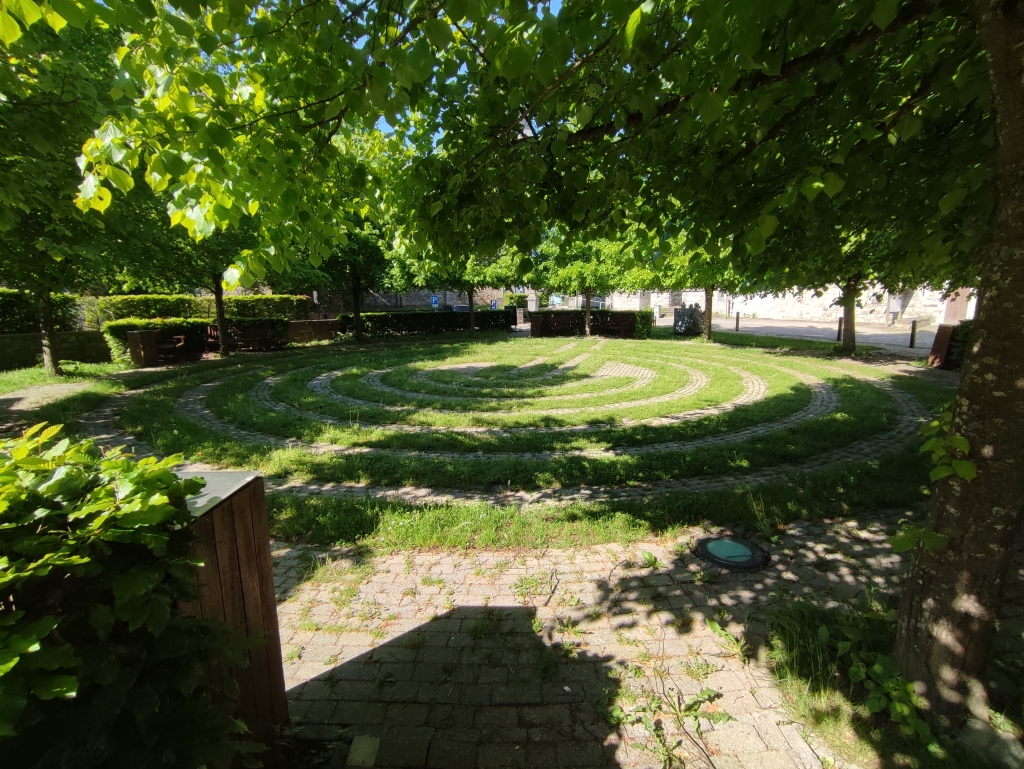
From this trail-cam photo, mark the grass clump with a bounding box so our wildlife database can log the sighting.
[765,597,999,769]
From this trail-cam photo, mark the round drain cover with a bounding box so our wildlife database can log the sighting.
[694,536,769,572]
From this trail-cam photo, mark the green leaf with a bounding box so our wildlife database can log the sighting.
[112,566,161,604]
[950,459,977,481]
[887,530,920,553]
[800,175,825,201]
[422,17,454,49]
[624,5,643,50]
[920,529,949,551]
[822,172,845,198]
[698,91,725,123]
[746,229,765,255]
[104,167,135,193]
[871,0,898,30]
[32,674,78,700]
[929,464,956,482]
[938,188,968,215]
[577,104,593,126]
[0,10,23,46]
[757,215,779,238]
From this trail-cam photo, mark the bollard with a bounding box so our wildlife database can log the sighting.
[909,319,918,349]
[734,312,740,332]
[837,317,844,342]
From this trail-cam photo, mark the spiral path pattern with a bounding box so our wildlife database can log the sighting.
[78,338,930,509]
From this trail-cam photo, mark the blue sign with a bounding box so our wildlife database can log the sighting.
[431,295,438,308]
[490,299,497,310]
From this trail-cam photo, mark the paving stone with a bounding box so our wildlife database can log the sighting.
[477,743,529,768]
[330,701,386,726]
[427,740,477,769]
[373,727,433,768]
[386,703,430,727]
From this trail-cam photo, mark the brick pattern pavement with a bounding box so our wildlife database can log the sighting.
[274,518,913,768]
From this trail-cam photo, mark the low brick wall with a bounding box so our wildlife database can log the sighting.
[1,331,112,371]
[289,319,340,344]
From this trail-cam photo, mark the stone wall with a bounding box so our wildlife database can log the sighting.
[2,331,112,371]
[606,291,651,311]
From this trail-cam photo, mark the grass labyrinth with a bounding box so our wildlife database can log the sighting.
[118,335,951,549]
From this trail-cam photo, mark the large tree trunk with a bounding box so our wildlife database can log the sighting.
[468,286,475,331]
[352,270,363,341]
[37,290,62,377]
[212,272,230,357]
[702,286,714,341]
[584,287,592,337]
[894,0,1024,732]
[839,275,860,354]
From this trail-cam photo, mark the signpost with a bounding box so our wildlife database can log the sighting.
[490,299,497,310]
[431,295,438,310]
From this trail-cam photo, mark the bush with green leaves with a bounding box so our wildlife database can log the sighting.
[218,294,310,320]
[766,598,933,744]
[0,290,80,334]
[338,308,516,336]
[0,424,253,768]
[98,295,203,321]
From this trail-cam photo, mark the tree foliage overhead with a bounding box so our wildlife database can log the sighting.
[5,0,979,298]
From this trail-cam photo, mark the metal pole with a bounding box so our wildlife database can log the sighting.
[909,319,918,349]
[837,317,844,342]
[734,311,740,332]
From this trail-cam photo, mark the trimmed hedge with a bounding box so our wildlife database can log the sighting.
[98,294,201,321]
[0,288,79,333]
[219,294,309,320]
[338,308,517,336]
[102,318,212,365]
[529,309,653,339]
[0,426,252,766]
[99,294,310,321]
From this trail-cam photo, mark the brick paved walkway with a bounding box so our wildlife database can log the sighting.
[274,517,912,768]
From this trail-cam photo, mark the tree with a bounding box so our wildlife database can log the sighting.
[9,0,1019,732]
[0,24,191,373]
[530,238,628,336]
[320,225,389,341]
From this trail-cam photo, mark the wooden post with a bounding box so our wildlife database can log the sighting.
[177,472,288,747]
[909,319,918,348]
[734,311,740,332]
[837,317,844,342]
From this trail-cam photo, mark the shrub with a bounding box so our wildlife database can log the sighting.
[99,294,310,322]
[221,295,310,320]
[946,319,975,370]
[529,310,651,338]
[634,309,654,339]
[505,293,530,309]
[98,295,203,321]
[0,424,252,767]
[101,318,212,366]
[0,289,80,333]
[338,308,517,336]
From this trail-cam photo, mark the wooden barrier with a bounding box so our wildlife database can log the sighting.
[176,471,288,746]
[928,324,956,369]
